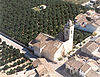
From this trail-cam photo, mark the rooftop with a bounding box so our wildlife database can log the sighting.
[66,58,83,70]
[32,58,57,77]
[86,69,100,77]
[82,36,100,54]
[75,10,100,28]
[29,33,63,60]
[29,33,56,48]
[80,63,91,73]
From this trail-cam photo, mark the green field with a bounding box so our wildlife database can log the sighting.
[74,29,91,45]
[0,0,91,45]
[0,40,33,75]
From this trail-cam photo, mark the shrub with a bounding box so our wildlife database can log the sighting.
[76,47,79,49]
[83,41,86,44]
[79,43,82,46]
[16,66,23,72]
[17,60,21,65]
[21,59,26,63]
[2,41,6,46]
[58,57,63,61]
[26,65,33,70]
[63,55,66,58]
[12,62,18,67]
[0,69,2,72]
[22,64,26,68]
[2,65,10,70]
[92,32,97,36]
[71,49,75,52]
[8,69,15,75]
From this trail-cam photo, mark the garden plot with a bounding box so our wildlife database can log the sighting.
[0,39,33,75]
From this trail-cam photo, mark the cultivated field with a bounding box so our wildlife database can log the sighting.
[0,0,90,45]
[0,39,33,75]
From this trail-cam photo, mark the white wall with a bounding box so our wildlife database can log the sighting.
[54,44,64,61]
[79,67,91,77]
[79,70,85,77]
[63,40,72,55]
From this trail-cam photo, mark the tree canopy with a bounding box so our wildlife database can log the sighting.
[0,0,91,45]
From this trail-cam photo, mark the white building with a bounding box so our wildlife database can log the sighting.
[29,20,74,62]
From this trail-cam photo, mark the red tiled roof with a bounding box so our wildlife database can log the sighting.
[32,58,57,77]
[66,58,83,70]
[75,10,100,28]
[80,63,91,73]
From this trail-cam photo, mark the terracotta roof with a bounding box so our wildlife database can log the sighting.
[66,58,83,70]
[80,63,91,73]
[32,58,57,77]
[29,33,55,48]
[82,36,100,54]
[75,10,100,28]
[95,36,100,44]
[87,42,99,52]
[86,69,100,77]
[36,64,48,76]
[29,33,63,61]
[82,41,99,53]
[82,42,93,48]
[75,14,91,27]
[32,58,47,67]
[88,59,99,67]
[92,19,100,28]
[42,40,63,59]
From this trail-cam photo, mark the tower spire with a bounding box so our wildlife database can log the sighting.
[64,20,74,41]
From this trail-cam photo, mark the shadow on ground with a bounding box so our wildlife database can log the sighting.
[22,48,38,60]
[56,64,72,77]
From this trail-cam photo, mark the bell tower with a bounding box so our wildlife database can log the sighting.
[64,20,74,41]
[64,20,74,51]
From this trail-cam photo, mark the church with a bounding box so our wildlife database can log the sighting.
[28,20,74,62]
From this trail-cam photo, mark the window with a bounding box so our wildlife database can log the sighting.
[71,30,72,34]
